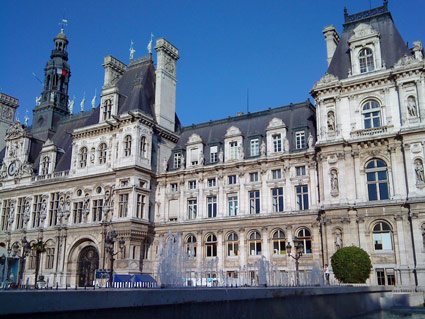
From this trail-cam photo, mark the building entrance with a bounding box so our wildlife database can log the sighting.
[77,246,99,287]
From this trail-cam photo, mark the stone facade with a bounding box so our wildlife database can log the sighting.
[0,2,424,289]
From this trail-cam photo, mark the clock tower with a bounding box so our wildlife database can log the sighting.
[32,28,71,140]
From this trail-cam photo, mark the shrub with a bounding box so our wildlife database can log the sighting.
[331,246,372,283]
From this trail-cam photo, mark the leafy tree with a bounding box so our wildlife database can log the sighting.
[331,246,372,283]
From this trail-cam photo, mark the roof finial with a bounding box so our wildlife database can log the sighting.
[91,89,97,109]
[129,40,136,60]
[147,33,154,54]
[383,0,388,9]
[59,18,68,34]
[80,92,86,112]
[24,110,29,126]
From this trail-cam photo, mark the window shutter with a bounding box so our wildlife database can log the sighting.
[168,200,179,218]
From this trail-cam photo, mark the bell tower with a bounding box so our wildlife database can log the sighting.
[32,28,71,140]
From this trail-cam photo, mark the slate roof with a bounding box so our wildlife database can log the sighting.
[327,7,410,80]
[169,100,316,168]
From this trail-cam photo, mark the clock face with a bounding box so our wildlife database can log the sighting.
[8,161,16,176]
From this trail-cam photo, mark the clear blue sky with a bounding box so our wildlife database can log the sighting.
[1,0,424,127]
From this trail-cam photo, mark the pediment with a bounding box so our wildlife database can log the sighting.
[350,24,379,42]
[267,118,286,130]
[5,122,27,140]
[187,133,203,145]
[225,126,242,138]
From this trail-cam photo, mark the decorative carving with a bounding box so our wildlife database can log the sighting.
[266,118,286,130]
[39,194,49,223]
[308,133,314,150]
[350,23,379,41]
[224,126,242,138]
[5,122,27,140]
[330,169,339,196]
[314,73,339,88]
[407,96,418,118]
[187,133,202,145]
[327,111,336,131]
[7,199,16,227]
[23,197,32,226]
[415,159,424,184]
[218,149,224,163]
[260,141,266,157]
[394,54,417,68]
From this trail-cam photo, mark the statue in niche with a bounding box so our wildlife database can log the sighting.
[335,232,342,249]
[83,193,90,216]
[260,141,266,157]
[327,111,336,131]
[407,96,418,118]
[308,133,314,149]
[331,169,339,192]
[218,149,224,163]
[415,159,424,183]
[23,198,31,225]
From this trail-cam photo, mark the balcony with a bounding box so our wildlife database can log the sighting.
[350,126,389,138]
[32,170,69,182]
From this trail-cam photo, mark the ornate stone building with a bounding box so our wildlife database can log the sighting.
[0,2,424,289]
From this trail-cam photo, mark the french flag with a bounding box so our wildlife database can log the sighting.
[56,68,67,76]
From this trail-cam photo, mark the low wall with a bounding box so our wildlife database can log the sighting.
[0,286,421,319]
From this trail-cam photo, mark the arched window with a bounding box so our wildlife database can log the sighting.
[272,229,286,255]
[366,159,389,201]
[79,147,87,168]
[249,231,262,256]
[296,228,312,254]
[140,136,147,158]
[103,99,112,120]
[359,48,374,73]
[227,232,239,257]
[41,156,50,175]
[205,234,217,257]
[362,100,381,129]
[124,135,132,156]
[373,221,393,250]
[98,143,107,164]
[185,234,197,257]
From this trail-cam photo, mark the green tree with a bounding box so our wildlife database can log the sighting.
[331,246,372,283]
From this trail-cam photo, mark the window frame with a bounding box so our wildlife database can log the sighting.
[359,48,375,73]
[362,100,382,129]
[296,185,309,210]
[249,190,260,215]
[366,159,389,201]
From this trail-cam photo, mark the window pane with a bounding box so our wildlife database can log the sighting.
[303,194,309,210]
[367,172,376,182]
[382,233,392,250]
[368,184,378,201]
[377,171,387,181]
[364,118,371,129]
[379,183,389,200]
[373,234,383,250]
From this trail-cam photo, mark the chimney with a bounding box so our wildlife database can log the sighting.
[102,56,127,87]
[155,38,179,132]
[323,25,340,66]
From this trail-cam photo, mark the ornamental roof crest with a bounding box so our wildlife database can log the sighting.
[187,133,202,145]
[394,54,419,68]
[225,126,242,138]
[313,73,339,89]
[349,23,379,42]
[266,118,286,130]
[5,122,27,140]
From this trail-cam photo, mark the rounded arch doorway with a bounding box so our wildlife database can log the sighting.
[77,246,99,287]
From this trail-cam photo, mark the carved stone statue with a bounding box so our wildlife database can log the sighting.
[8,200,16,227]
[180,155,186,169]
[218,149,224,163]
[68,96,75,113]
[162,158,168,172]
[40,195,48,223]
[36,96,41,106]
[23,198,32,225]
[327,111,336,131]
[335,233,342,249]
[260,141,266,157]
[199,149,204,165]
[331,169,339,192]
[415,159,424,183]
[239,147,244,160]
[407,96,418,118]
[83,193,90,216]
[283,137,289,153]
[308,133,314,149]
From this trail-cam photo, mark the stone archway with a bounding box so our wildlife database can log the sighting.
[77,246,99,287]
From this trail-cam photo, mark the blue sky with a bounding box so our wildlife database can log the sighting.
[1,0,424,127]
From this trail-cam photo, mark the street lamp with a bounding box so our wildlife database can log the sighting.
[105,231,125,287]
[286,237,304,286]
[32,238,47,289]
[16,237,32,288]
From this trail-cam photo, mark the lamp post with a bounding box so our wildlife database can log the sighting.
[16,237,32,287]
[286,237,304,286]
[105,230,125,288]
[32,238,47,289]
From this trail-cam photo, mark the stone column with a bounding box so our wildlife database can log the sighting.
[394,214,412,286]
[261,227,270,260]
[217,230,224,272]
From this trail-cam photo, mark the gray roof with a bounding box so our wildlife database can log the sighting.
[169,100,316,169]
[327,9,410,80]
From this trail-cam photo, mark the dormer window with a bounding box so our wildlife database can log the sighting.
[250,138,259,156]
[272,134,282,152]
[103,99,112,120]
[362,100,381,129]
[41,156,50,175]
[79,147,87,168]
[173,153,182,169]
[359,48,374,73]
[210,146,218,163]
[190,148,199,166]
[229,141,238,160]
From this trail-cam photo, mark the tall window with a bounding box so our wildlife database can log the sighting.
[41,156,50,175]
[140,136,147,158]
[296,185,309,210]
[366,159,389,201]
[362,100,381,129]
[228,195,238,216]
[210,146,218,163]
[205,234,217,257]
[188,180,197,190]
[49,192,60,226]
[249,172,259,182]
[186,234,197,257]
[373,221,393,250]
[272,230,286,255]
[249,190,260,214]
[136,194,145,218]
[295,131,305,149]
[173,153,182,169]
[272,134,282,152]
[92,199,103,222]
[359,48,374,73]
[297,228,312,254]
[124,135,132,156]
[296,166,306,176]
[79,147,87,168]
[103,99,112,120]
[45,246,55,269]
[250,138,259,156]
[249,231,262,256]
[32,195,43,228]
[272,187,284,212]
[230,141,238,160]
[272,169,281,179]
[73,201,83,224]
[228,175,237,185]
[188,199,197,220]
[207,178,216,187]
[16,197,25,230]
[1,200,11,231]
[119,194,129,217]
[190,148,199,166]
[227,232,239,257]
[207,196,217,218]
[98,143,107,164]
